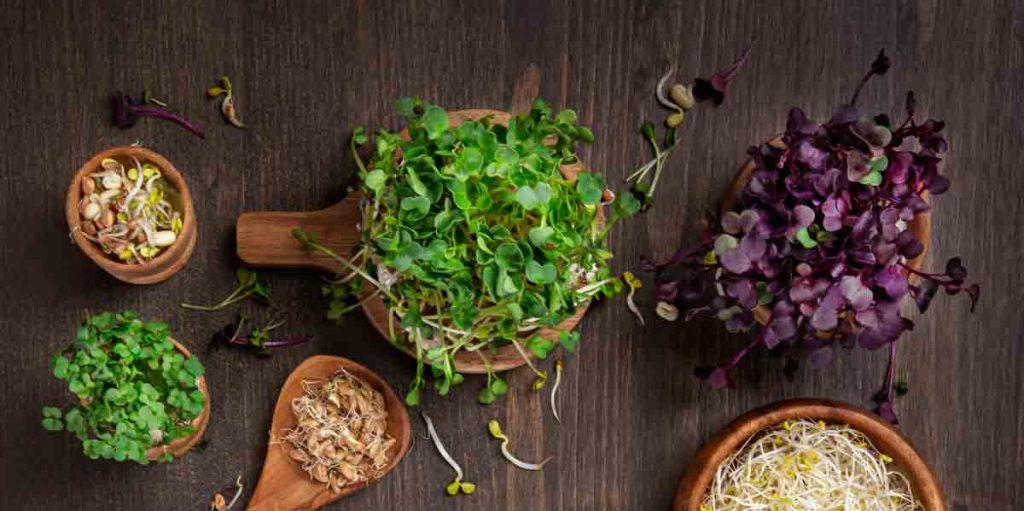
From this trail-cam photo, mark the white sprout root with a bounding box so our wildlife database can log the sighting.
[488,420,553,471]
[656,66,682,112]
[226,476,243,509]
[550,360,563,424]
[422,413,462,480]
[703,419,921,511]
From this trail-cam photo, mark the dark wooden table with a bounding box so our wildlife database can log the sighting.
[2,1,1021,509]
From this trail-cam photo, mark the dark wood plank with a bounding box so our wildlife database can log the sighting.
[1,0,1021,509]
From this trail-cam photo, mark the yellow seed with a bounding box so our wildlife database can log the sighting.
[666,111,684,128]
[880,454,893,464]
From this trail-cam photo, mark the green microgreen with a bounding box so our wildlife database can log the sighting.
[296,98,637,404]
[42,311,206,464]
[180,266,270,311]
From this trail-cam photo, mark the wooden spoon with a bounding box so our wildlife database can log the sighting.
[247,355,411,511]
[236,109,598,373]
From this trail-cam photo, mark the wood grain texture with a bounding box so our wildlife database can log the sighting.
[1,0,1022,510]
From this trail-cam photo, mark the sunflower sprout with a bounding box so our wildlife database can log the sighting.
[623,271,645,326]
[208,75,247,128]
[422,413,475,496]
[487,420,553,471]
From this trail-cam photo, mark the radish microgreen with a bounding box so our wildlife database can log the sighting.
[296,98,638,404]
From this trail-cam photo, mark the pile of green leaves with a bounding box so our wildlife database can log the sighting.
[297,98,638,404]
[41,311,206,464]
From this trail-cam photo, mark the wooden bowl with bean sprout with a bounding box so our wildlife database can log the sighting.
[673,398,946,511]
[66,146,197,285]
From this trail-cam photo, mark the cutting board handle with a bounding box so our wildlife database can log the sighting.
[236,194,363,274]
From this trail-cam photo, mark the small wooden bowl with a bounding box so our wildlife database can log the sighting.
[724,138,932,325]
[145,337,210,460]
[247,355,411,510]
[673,398,946,511]
[66,146,197,285]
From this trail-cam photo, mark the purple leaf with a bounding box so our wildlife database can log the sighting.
[810,286,843,331]
[840,275,873,311]
[692,42,755,106]
[797,140,827,169]
[846,150,871,182]
[787,107,819,135]
[876,266,909,298]
[876,400,899,424]
[721,211,741,234]
[727,279,758,309]
[915,279,939,313]
[945,257,967,281]
[708,367,732,389]
[896,230,924,259]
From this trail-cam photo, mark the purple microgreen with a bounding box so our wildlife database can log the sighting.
[692,41,755,105]
[113,91,205,139]
[656,51,979,420]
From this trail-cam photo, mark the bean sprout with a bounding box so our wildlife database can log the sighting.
[702,419,921,511]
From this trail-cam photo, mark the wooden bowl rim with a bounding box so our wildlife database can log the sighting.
[143,337,209,460]
[363,108,597,373]
[673,398,946,511]
[65,146,197,275]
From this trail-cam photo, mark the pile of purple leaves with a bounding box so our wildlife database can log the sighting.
[654,51,978,422]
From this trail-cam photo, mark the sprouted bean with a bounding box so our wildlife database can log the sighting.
[623,271,645,326]
[74,156,183,264]
[276,370,396,493]
[702,419,921,511]
[487,420,553,471]
[550,359,564,424]
[209,475,243,511]
[421,412,475,496]
[208,75,246,128]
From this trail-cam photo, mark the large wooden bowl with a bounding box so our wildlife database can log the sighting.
[66,146,197,285]
[673,399,946,511]
[724,138,932,325]
[144,337,210,461]
[237,109,597,373]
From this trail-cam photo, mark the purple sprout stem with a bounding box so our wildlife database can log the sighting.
[883,341,898,401]
[132,105,206,138]
[723,334,764,371]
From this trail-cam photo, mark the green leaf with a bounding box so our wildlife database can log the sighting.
[516,186,539,210]
[796,227,819,248]
[575,172,604,205]
[42,406,62,419]
[478,387,496,405]
[183,356,204,378]
[559,331,581,353]
[42,417,63,431]
[525,260,557,284]
[489,377,509,396]
[395,97,417,117]
[556,109,578,125]
[364,169,387,192]
[352,127,368,145]
[529,226,554,247]
[401,196,431,217]
[611,191,641,221]
[494,243,524,270]
[422,106,449,140]
[859,169,883,186]
[526,335,557,359]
